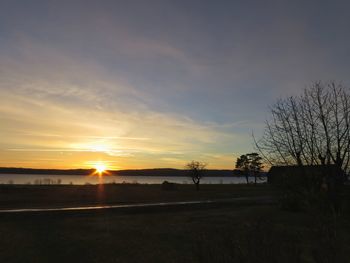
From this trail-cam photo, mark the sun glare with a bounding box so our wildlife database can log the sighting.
[94,163,107,174]
[91,144,109,152]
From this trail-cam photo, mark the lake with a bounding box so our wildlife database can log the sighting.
[0,173,266,185]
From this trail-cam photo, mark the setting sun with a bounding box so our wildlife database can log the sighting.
[94,163,107,174]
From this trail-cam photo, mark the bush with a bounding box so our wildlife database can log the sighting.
[161,181,178,191]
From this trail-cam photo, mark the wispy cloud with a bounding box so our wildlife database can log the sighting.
[2,1,349,169]
[0,38,240,168]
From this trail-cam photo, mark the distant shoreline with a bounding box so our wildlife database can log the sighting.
[0,167,265,177]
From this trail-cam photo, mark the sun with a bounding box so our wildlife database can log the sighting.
[94,163,107,174]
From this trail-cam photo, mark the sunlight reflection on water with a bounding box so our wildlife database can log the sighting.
[0,174,266,185]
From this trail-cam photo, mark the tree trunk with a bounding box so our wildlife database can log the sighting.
[195,182,200,191]
[245,174,249,184]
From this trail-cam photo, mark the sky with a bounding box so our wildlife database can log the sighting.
[1,0,350,170]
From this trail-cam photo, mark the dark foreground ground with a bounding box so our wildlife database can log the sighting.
[0,184,350,263]
[0,184,276,209]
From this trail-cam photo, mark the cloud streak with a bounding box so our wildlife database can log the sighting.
[0,38,240,168]
[1,0,350,169]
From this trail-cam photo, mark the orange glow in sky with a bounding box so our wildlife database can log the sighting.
[1,1,349,170]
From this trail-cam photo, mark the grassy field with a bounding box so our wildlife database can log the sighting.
[0,184,349,263]
[0,183,277,209]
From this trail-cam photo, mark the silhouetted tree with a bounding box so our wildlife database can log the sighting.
[186,161,207,190]
[235,153,263,184]
[235,154,250,184]
[255,81,350,175]
[249,153,264,184]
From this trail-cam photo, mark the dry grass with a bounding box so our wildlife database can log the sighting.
[0,183,276,209]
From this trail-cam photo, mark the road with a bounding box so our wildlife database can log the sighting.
[0,196,274,214]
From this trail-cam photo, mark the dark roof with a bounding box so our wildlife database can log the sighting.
[267,165,346,186]
[268,164,343,176]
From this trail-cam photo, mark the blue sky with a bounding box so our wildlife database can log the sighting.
[1,0,350,169]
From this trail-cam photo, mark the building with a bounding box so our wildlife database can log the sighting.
[267,164,344,190]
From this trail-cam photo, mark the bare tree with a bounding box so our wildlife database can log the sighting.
[255,81,350,175]
[186,161,207,190]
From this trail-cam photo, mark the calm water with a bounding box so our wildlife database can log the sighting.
[0,173,266,185]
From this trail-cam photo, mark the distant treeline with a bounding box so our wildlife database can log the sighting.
[0,167,94,175]
[0,167,265,177]
[113,168,250,177]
